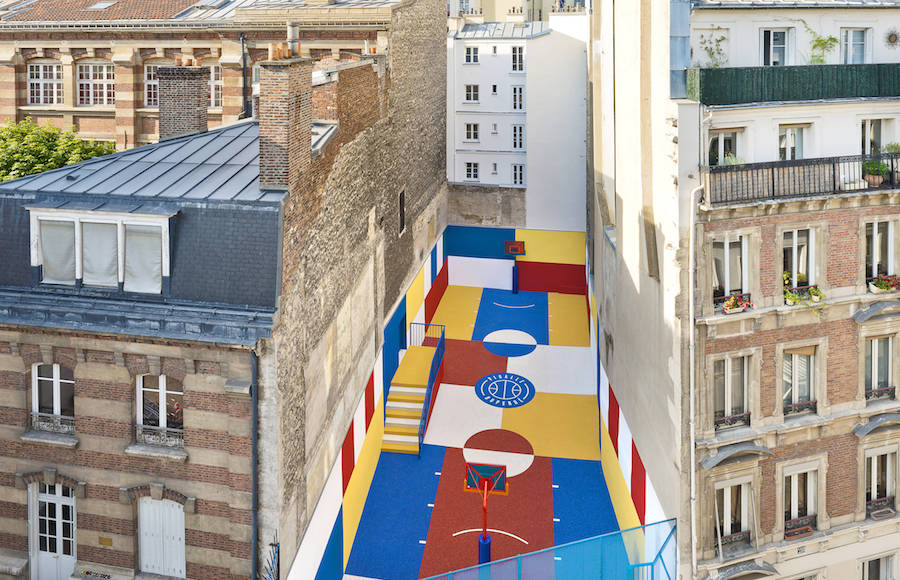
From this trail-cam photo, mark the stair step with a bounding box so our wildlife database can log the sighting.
[385,417,420,427]
[386,407,422,419]
[386,400,424,410]
[382,442,419,454]
[390,386,427,395]
[383,433,419,445]
[388,392,426,403]
[385,424,420,436]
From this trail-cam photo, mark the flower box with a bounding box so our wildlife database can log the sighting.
[723,305,745,314]
[870,282,893,294]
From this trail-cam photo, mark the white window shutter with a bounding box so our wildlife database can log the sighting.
[40,221,76,285]
[124,225,162,293]
[82,222,118,287]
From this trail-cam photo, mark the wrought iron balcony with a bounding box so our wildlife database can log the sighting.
[135,424,184,448]
[30,412,75,436]
[704,153,900,205]
[785,514,817,532]
[715,411,750,430]
[867,495,895,517]
[784,399,817,416]
[687,63,900,106]
[715,529,751,556]
[866,386,896,402]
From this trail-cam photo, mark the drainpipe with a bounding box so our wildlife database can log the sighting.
[251,350,260,579]
[689,182,703,579]
[241,33,249,119]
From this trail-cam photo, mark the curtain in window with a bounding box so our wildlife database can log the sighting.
[40,221,75,284]
[82,222,118,287]
[124,225,162,293]
[730,356,744,415]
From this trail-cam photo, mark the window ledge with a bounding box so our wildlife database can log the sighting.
[125,443,187,462]
[136,573,183,580]
[0,547,27,576]
[19,429,78,448]
[75,561,135,580]
[225,378,251,397]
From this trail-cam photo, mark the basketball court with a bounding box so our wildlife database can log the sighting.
[344,279,627,579]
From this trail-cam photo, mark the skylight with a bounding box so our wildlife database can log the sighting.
[86,1,117,10]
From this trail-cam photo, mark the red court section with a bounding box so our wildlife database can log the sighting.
[425,259,449,323]
[419,448,554,578]
[517,261,587,295]
[443,339,508,386]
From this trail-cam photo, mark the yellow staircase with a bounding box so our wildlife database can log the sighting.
[382,345,436,454]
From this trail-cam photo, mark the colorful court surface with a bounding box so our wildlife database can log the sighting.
[345,284,627,579]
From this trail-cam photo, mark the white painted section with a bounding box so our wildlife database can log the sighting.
[617,410,633,489]
[448,255,514,289]
[423,253,433,295]
[352,392,366,464]
[645,474,667,523]
[413,300,426,326]
[462,448,535,477]
[374,350,384,408]
[506,344,595,395]
[437,235,444,270]
[599,364,610,425]
[483,329,537,345]
[691,8,900,68]
[288,457,343,580]
[423,383,503,447]
[138,498,186,578]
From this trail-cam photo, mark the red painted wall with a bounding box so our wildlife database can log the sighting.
[517,261,587,295]
[425,258,449,323]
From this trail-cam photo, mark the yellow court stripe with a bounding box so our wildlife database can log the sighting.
[406,265,425,326]
[548,292,590,347]
[514,229,586,265]
[342,400,384,569]
[599,415,642,532]
[428,285,482,341]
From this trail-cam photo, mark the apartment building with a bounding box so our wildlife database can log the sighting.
[446,15,587,231]
[0,0,390,149]
[447,0,581,23]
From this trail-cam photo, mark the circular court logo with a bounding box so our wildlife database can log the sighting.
[475,373,535,408]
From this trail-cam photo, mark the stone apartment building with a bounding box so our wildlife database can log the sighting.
[589,0,900,578]
[0,0,395,150]
[0,0,446,574]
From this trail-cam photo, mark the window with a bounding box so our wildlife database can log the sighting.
[399,190,405,233]
[779,126,804,161]
[784,469,818,531]
[35,483,76,577]
[136,375,184,447]
[143,63,174,108]
[28,63,62,105]
[862,119,883,155]
[712,235,748,303]
[512,46,524,71]
[207,65,223,108]
[783,347,816,415]
[866,221,894,280]
[491,123,498,133]
[492,84,498,95]
[31,212,168,294]
[77,62,115,106]
[512,86,523,110]
[763,29,787,66]
[492,45,497,55]
[139,497,186,578]
[783,229,815,289]
[512,163,524,185]
[491,162,497,174]
[465,84,479,102]
[862,555,893,580]
[714,356,748,429]
[512,124,524,149]
[465,47,479,63]
[842,28,867,64]
[865,337,894,400]
[465,122,479,141]
[31,363,75,435]
[714,481,750,546]
[465,162,479,180]
[708,131,737,166]
[866,451,896,514]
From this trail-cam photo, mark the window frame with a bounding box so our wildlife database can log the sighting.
[860,553,895,580]
[512,124,524,150]
[711,233,749,304]
[775,455,829,539]
[708,129,739,166]
[713,355,749,430]
[779,125,804,161]
[28,208,172,294]
[206,64,223,109]
[861,119,884,155]
[143,61,175,108]
[31,363,75,419]
[783,466,818,528]
[464,84,479,103]
[776,337,828,419]
[465,46,479,64]
[464,122,479,142]
[511,46,524,71]
[841,27,868,65]
[76,61,116,106]
[761,28,789,66]
[512,85,524,110]
[865,220,895,281]
[512,163,524,186]
[865,335,893,399]
[782,227,816,290]
[27,61,63,105]
[136,374,184,431]
[465,162,479,181]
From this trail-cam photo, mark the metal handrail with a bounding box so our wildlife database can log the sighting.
[135,424,185,448]
[411,322,445,457]
[30,412,75,435]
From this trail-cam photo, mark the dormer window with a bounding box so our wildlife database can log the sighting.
[28,208,172,294]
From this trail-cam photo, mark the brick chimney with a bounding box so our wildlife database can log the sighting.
[258,57,312,193]
[157,66,208,141]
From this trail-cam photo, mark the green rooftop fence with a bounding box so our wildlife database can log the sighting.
[686,63,900,106]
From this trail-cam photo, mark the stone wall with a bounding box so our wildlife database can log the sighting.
[447,183,526,227]
[270,0,446,564]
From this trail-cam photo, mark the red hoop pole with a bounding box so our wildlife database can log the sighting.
[482,480,489,541]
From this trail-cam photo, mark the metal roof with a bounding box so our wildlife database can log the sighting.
[177,0,402,21]
[453,21,549,40]
[0,119,336,204]
[693,0,900,8]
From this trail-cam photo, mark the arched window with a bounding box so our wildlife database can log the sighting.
[27,59,62,105]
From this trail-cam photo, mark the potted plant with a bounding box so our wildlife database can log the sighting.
[723,294,753,314]
[784,288,801,306]
[809,286,824,302]
[862,160,890,187]
[870,274,900,294]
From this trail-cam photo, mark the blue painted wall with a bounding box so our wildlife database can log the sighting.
[315,509,343,580]
[383,298,406,402]
[443,225,515,261]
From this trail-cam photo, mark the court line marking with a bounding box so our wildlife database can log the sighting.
[492,302,536,309]
[451,528,529,544]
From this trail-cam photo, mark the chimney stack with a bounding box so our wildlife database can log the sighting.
[258,57,312,193]
[157,66,208,141]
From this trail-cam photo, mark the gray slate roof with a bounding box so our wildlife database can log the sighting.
[177,0,403,21]
[453,21,549,40]
[693,0,900,7]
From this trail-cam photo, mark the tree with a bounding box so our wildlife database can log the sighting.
[0,117,115,182]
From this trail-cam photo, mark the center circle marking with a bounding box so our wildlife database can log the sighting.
[475,373,535,408]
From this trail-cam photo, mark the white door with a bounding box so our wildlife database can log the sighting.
[31,483,76,580]
[138,497,186,578]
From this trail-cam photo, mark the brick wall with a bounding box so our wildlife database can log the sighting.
[158,66,208,140]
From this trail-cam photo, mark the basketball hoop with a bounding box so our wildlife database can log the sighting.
[465,462,507,564]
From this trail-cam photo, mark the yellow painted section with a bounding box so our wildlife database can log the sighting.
[599,415,642,532]
[428,285,482,341]
[515,229,586,265]
[405,266,426,327]
[501,393,602,461]
[548,292,590,347]
[391,345,435,387]
[342,398,384,569]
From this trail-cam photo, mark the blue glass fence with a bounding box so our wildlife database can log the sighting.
[424,518,676,580]
[409,322,445,457]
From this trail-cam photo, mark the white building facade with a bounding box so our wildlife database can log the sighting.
[447,17,588,231]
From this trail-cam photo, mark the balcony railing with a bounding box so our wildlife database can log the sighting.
[867,495,895,517]
[687,63,900,106]
[866,386,896,401]
[30,412,75,436]
[704,153,900,205]
[716,529,751,553]
[785,514,817,532]
[715,411,750,429]
[784,399,817,416]
[135,424,184,448]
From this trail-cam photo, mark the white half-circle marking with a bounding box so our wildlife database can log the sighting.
[462,448,535,477]
[493,301,535,309]
[451,528,529,544]
[483,329,537,345]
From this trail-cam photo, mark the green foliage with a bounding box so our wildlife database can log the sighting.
[883,142,900,154]
[698,30,728,68]
[806,25,839,64]
[862,160,890,177]
[0,117,115,182]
